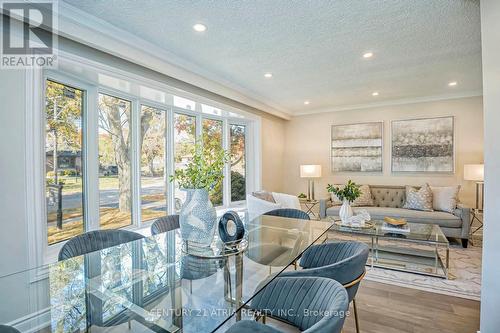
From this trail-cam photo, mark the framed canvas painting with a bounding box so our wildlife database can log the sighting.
[331,122,383,172]
[391,116,454,173]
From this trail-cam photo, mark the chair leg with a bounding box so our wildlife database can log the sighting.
[128,320,131,329]
[353,298,360,333]
[190,280,193,294]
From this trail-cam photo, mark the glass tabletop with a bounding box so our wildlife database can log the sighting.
[0,215,331,333]
[328,218,449,244]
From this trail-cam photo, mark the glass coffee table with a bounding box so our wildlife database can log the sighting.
[328,219,450,279]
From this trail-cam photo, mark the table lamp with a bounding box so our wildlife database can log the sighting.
[464,164,484,211]
[300,165,322,200]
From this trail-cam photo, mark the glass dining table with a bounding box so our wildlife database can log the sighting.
[0,215,332,333]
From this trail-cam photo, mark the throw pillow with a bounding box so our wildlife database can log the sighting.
[329,184,343,205]
[403,184,434,211]
[252,190,276,203]
[351,185,374,207]
[430,185,460,213]
[246,194,281,220]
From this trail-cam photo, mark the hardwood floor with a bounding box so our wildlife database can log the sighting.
[268,280,480,333]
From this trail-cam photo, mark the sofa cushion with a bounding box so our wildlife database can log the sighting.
[403,184,434,211]
[326,206,462,228]
[431,185,460,213]
[247,194,281,220]
[371,186,406,208]
[252,190,276,203]
[352,185,374,207]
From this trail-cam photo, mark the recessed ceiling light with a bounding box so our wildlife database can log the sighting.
[448,81,458,87]
[363,52,374,59]
[264,73,273,78]
[372,92,379,96]
[304,100,310,105]
[193,23,207,32]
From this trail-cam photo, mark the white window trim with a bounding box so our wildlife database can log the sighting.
[26,51,261,266]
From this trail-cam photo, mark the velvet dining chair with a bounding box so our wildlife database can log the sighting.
[225,276,349,333]
[278,241,369,333]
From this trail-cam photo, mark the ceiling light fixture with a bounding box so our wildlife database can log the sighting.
[448,81,458,87]
[193,23,207,32]
[264,73,273,78]
[304,101,310,105]
[372,92,379,96]
[363,52,374,59]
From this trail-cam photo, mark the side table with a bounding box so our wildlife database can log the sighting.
[299,199,320,220]
[470,209,483,246]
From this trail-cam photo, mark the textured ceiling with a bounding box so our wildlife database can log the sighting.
[62,0,482,115]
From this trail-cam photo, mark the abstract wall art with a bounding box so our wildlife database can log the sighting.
[331,122,383,172]
[391,116,454,173]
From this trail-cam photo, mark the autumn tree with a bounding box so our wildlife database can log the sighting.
[45,81,83,183]
[141,107,165,176]
[98,95,153,212]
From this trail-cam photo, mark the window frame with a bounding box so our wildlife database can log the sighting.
[32,53,260,264]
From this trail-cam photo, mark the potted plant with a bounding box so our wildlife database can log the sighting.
[327,180,361,224]
[170,142,229,246]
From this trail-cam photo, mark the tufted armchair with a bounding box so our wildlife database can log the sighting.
[320,185,471,247]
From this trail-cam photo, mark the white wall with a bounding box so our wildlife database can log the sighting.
[480,1,500,331]
[0,69,29,275]
[261,115,286,192]
[282,97,484,207]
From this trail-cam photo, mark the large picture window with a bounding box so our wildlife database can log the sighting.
[43,66,255,249]
[45,80,84,245]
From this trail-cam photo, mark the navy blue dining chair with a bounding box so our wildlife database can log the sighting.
[225,276,349,333]
[0,325,20,333]
[264,208,310,220]
[278,241,369,333]
[58,229,144,261]
[151,215,180,235]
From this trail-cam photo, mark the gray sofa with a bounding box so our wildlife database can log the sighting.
[319,185,471,248]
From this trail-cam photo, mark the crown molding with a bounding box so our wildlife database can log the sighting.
[54,1,291,120]
[292,91,483,116]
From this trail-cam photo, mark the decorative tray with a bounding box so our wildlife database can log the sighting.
[332,220,375,229]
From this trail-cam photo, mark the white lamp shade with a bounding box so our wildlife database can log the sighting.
[464,164,484,181]
[300,165,322,178]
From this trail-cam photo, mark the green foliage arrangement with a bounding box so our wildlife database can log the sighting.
[169,142,229,191]
[326,180,361,203]
[298,193,307,199]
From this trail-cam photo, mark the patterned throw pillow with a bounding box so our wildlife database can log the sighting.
[352,185,374,207]
[403,184,434,211]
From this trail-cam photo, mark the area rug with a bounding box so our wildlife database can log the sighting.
[328,229,482,301]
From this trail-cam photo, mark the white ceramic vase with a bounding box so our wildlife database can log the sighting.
[339,199,353,224]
